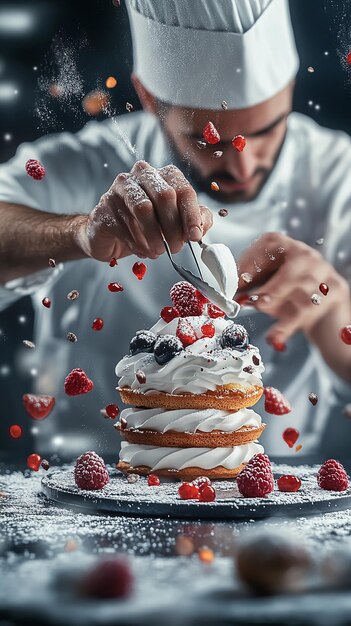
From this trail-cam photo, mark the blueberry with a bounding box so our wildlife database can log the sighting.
[220,323,249,351]
[129,330,156,356]
[154,334,183,365]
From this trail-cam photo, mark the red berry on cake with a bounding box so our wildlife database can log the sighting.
[74,451,109,490]
[160,306,180,323]
[201,322,215,338]
[178,482,200,500]
[264,387,292,415]
[23,394,55,420]
[207,303,225,318]
[317,459,349,491]
[237,453,274,497]
[176,318,197,347]
[170,282,203,317]
[64,368,94,396]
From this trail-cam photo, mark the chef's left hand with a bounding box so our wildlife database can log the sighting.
[236,232,350,348]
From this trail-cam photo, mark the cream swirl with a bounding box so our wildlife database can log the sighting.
[119,441,264,470]
[120,406,262,433]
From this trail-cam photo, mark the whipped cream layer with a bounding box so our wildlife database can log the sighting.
[120,406,262,434]
[116,316,264,395]
[119,441,264,471]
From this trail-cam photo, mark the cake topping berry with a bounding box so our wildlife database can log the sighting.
[264,387,292,415]
[317,459,349,492]
[64,368,94,396]
[74,451,109,490]
[148,474,160,486]
[220,323,249,351]
[176,318,197,347]
[207,303,225,318]
[201,322,215,338]
[23,394,55,420]
[340,325,351,345]
[178,482,200,500]
[170,281,203,317]
[92,318,104,331]
[132,261,147,280]
[237,453,274,498]
[129,330,156,356]
[154,334,183,365]
[282,427,299,448]
[277,475,302,492]
[160,306,180,323]
[232,134,246,152]
[25,159,46,180]
[108,282,124,292]
[27,453,42,471]
[203,121,220,144]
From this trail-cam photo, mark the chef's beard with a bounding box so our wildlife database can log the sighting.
[161,125,287,204]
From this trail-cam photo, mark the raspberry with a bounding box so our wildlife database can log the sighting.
[132,261,147,280]
[23,394,55,420]
[232,135,246,152]
[25,159,46,180]
[80,557,133,599]
[198,485,216,502]
[340,325,351,345]
[160,306,180,323]
[64,368,94,396]
[176,318,197,347]
[178,482,199,500]
[27,453,42,471]
[148,474,160,486]
[264,387,292,415]
[74,451,109,490]
[277,475,302,492]
[203,121,220,145]
[170,282,203,317]
[194,476,212,490]
[317,459,349,492]
[201,322,215,338]
[207,303,225,318]
[237,453,274,498]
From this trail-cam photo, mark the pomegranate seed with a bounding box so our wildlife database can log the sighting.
[178,482,200,500]
[105,404,119,419]
[9,424,22,439]
[277,475,302,492]
[42,297,51,308]
[27,453,42,471]
[41,459,50,471]
[295,444,303,453]
[232,135,246,152]
[319,283,329,296]
[108,282,124,292]
[198,485,216,502]
[136,370,146,384]
[194,476,212,490]
[203,121,220,145]
[198,547,215,563]
[347,51,351,65]
[201,323,215,338]
[148,474,160,486]
[308,392,318,406]
[282,427,299,449]
[218,208,228,217]
[109,257,118,267]
[207,303,225,318]
[340,326,351,345]
[267,337,286,352]
[92,318,104,331]
[67,290,79,301]
[132,262,147,280]
[160,306,180,323]
[211,181,219,192]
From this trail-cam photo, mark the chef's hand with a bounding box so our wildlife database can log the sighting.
[237,232,351,360]
[76,161,213,261]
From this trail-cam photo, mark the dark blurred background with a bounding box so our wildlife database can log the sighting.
[0,0,350,462]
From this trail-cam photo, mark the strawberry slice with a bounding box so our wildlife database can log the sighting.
[176,319,197,347]
[23,394,55,420]
[264,387,292,415]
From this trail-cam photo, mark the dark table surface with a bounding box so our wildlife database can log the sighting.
[2,459,351,626]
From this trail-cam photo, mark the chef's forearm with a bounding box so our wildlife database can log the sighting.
[0,202,88,283]
[307,298,351,384]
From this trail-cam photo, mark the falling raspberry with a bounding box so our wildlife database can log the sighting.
[232,135,246,152]
[319,283,329,296]
[92,318,104,331]
[148,474,160,486]
[9,424,22,439]
[109,257,118,267]
[198,547,215,563]
[160,306,180,323]
[218,208,228,217]
[308,392,318,406]
[67,290,79,301]
[264,387,292,415]
[136,369,146,384]
[211,181,220,192]
[25,159,46,180]
[132,262,147,280]
[201,322,215,338]
[42,297,51,308]
[108,282,124,292]
[203,121,220,145]
[347,52,351,65]
[105,404,119,419]
[23,394,55,420]
[64,368,94,396]
[282,427,299,448]
[340,325,351,345]
[277,475,302,492]
[27,453,42,471]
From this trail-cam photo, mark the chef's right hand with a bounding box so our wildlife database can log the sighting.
[76,161,213,261]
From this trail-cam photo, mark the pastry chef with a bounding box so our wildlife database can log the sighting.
[0,0,350,459]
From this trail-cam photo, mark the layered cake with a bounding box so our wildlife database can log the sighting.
[115,280,266,480]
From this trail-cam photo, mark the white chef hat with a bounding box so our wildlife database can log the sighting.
[126,0,299,110]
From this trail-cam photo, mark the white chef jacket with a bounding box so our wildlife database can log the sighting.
[0,111,350,460]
